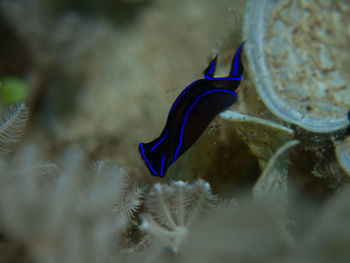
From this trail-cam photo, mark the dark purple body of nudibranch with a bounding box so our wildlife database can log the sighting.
[139,42,245,177]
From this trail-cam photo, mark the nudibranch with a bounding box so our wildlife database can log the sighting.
[139,42,245,177]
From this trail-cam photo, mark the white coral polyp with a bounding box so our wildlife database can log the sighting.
[141,179,217,252]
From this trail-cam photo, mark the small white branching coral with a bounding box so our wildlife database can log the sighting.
[0,145,144,263]
[90,160,145,223]
[141,179,218,252]
[112,178,145,224]
[0,103,28,156]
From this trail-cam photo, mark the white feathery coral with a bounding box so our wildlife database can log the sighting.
[0,145,134,263]
[141,179,218,253]
[90,160,145,223]
[0,103,28,156]
[112,179,145,224]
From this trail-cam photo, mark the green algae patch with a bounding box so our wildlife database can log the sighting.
[0,77,28,104]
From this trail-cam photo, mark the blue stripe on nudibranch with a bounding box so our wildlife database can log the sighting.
[211,76,242,81]
[167,79,198,117]
[168,76,242,117]
[160,155,166,177]
[173,89,238,162]
[209,57,216,75]
[233,43,244,76]
[151,129,169,151]
[204,55,217,79]
[139,143,158,175]
[138,42,245,177]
